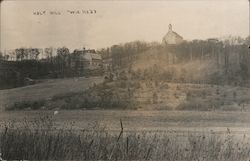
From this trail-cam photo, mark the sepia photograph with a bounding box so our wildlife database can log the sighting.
[0,0,250,160]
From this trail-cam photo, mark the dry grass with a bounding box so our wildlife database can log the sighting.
[2,74,250,112]
[1,116,250,161]
[0,76,103,110]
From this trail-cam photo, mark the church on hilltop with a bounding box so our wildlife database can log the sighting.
[162,24,183,45]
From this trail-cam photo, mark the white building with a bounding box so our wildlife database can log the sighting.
[162,24,183,45]
[81,50,102,69]
[71,49,102,70]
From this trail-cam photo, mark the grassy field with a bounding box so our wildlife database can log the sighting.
[1,112,250,161]
[2,73,250,111]
[2,77,250,160]
[2,110,250,133]
[0,76,103,110]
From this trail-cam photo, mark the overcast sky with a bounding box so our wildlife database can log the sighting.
[0,0,249,51]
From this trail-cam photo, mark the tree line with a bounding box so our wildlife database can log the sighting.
[0,47,103,89]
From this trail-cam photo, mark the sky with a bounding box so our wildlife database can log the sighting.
[0,0,249,51]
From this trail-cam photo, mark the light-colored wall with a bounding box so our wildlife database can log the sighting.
[162,32,183,45]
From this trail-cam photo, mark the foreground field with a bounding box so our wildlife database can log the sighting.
[1,111,250,161]
[0,76,103,110]
[2,110,250,133]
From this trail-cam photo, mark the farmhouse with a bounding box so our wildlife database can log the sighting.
[71,48,102,70]
[83,50,102,69]
[162,24,183,45]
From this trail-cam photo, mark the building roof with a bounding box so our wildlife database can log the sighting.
[171,31,183,39]
[81,52,101,60]
[74,49,101,61]
[82,52,92,60]
[163,31,183,40]
[91,53,102,60]
[162,24,183,45]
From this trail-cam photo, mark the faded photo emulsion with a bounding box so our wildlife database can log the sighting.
[0,0,250,160]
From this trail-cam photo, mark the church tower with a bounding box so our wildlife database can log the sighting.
[169,24,172,32]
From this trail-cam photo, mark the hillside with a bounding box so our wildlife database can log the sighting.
[7,77,250,111]
[2,43,249,111]
[129,47,244,85]
[0,76,103,110]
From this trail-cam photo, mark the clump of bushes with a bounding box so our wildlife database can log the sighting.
[7,100,46,110]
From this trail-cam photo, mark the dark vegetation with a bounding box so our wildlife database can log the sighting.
[7,77,250,111]
[123,43,247,84]
[9,100,46,110]
[1,37,249,89]
[1,116,250,161]
[0,47,103,89]
[2,37,250,111]
[0,60,103,89]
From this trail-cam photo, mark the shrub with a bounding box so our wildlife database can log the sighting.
[7,100,46,110]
